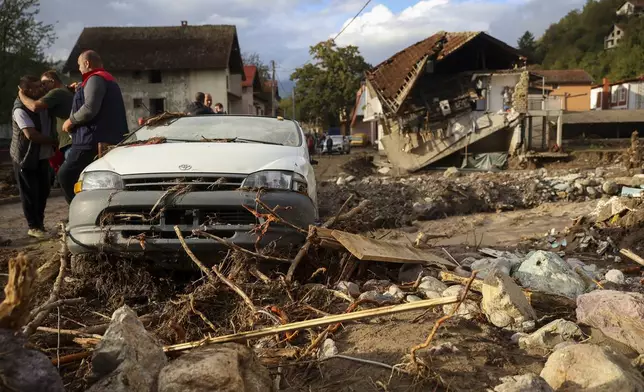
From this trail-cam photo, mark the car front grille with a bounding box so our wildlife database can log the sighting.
[99,207,257,227]
[122,174,245,191]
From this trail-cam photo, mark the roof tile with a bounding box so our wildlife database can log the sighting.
[531,69,593,84]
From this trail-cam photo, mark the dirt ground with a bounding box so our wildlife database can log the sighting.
[1,151,642,391]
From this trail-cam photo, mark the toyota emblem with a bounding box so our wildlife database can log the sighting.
[178,164,192,171]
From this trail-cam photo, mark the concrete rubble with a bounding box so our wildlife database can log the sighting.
[481,271,537,331]
[540,344,644,392]
[516,319,584,353]
[513,251,586,299]
[492,373,554,392]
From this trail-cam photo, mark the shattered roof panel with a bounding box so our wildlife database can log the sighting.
[531,69,593,84]
[367,31,480,102]
[63,25,242,73]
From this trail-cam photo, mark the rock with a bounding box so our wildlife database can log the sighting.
[318,339,338,360]
[493,373,553,392]
[553,183,569,191]
[442,286,480,319]
[471,257,517,279]
[518,319,583,352]
[336,281,360,298]
[418,276,448,295]
[603,181,619,195]
[586,186,598,198]
[576,290,644,354]
[336,177,346,186]
[444,166,460,178]
[596,167,606,177]
[158,343,272,392]
[0,329,65,392]
[605,269,625,285]
[358,290,398,304]
[387,285,405,300]
[406,295,423,302]
[513,251,586,299]
[427,342,459,355]
[88,306,167,392]
[481,271,536,331]
[540,344,644,392]
[398,264,424,283]
[378,167,391,175]
[553,341,577,351]
[422,290,442,300]
[345,175,356,183]
[362,279,390,292]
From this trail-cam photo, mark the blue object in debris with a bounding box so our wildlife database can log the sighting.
[621,187,643,197]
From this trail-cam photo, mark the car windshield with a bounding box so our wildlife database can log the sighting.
[123,116,302,147]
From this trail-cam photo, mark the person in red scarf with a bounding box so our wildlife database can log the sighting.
[58,50,128,204]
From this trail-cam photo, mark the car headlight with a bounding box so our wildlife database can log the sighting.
[75,171,124,193]
[242,170,308,194]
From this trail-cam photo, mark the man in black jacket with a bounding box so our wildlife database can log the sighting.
[186,92,213,115]
[10,75,57,238]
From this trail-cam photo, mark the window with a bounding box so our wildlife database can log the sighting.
[611,90,617,103]
[149,98,165,114]
[149,70,162,84]
[133,98,143,108]
[617,30,622,36]
[619,86,628,104]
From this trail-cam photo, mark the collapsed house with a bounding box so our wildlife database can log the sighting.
[366,31,565,171]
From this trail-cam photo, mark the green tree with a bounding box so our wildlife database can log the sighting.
[290,40,370,128]
[517,31,539,62]
[0,0,55,124]
[278,94,301,120]
[242,52,271,81]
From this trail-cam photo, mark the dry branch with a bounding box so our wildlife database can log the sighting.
[0,253,35,330]
[286,199,370,282]
[409,271,479,368]
[23,227,69,336]
[175,226,257,313]
[620,248,644,267]
[193,230,292,263]
[36,326,102,339]
[164,296,458,353]
[51,351,92,366]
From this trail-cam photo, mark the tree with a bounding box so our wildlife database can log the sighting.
[290,40,370,129]
[0,0,55,123]
[242,52,270,81]
[517,31,538,62]
[278,94,301,120]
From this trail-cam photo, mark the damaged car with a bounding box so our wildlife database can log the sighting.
[67,115,318,257]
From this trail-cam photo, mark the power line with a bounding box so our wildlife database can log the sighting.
[332,0,372,42]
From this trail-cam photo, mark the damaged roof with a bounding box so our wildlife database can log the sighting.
[63,25,244,75]
[366,31,523,113]
[531,69,594,85]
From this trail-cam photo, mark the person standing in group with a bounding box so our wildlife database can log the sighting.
[186,92,212,115]
[59,50,128,204]
[204,93,214,113]
[11,75,57,238]
[19,70,74,164]
[213,103,225,114]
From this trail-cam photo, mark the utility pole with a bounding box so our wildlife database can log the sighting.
[271,60,276,117]
[292,84,296,121]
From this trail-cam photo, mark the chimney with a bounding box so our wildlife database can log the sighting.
[181,21,188,27]
[601,77,610,110]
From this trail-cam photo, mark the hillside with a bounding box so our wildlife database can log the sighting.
[536,0,644,82]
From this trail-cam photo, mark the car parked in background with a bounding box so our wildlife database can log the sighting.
[322,135,351,154]
[350,133,368,147]
[67,115,318,258]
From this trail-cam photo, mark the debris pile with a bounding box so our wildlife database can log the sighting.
[0,170,18,199]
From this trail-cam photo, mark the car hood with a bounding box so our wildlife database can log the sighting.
[84,142,306,176]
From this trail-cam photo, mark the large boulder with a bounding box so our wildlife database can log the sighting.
[158,343,273,392]
[493,373,553,392]
[0,329,64,392]
[540,344,644,391]
[518,319,584,353]
[513,251,586,299]
[471,257,519,279]
[87,306,167,392]
[576,290,644,354]
[481,271,536,331]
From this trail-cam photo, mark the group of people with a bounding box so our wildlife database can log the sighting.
[185,92,225,115]
[10,50,128,238]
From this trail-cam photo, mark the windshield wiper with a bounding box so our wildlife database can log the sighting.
[229,137,284,146]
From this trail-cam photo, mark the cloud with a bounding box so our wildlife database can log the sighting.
[107,1,134,11]
[202,14,250,27]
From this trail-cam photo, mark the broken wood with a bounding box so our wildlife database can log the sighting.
[51,351,92,366]
[439,271,577,308]
[24,227,69,336]
[164,296,459,353]
[332,230,455,267]
[175,226,257,312]
[0,253,35,330]
[36,326,103,339]
[620,248,644,267]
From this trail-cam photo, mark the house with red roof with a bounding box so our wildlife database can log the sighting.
[241,65,269,115]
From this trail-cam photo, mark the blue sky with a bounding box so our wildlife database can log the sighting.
[40,0,585,94]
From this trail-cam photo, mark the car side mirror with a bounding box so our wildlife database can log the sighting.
[311,159,319,165]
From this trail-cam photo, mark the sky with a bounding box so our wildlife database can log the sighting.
[39,0,586,94]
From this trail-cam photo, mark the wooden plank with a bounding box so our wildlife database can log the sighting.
[164,296,459,352]
[620,249,644,267]
[331,230,455,267]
